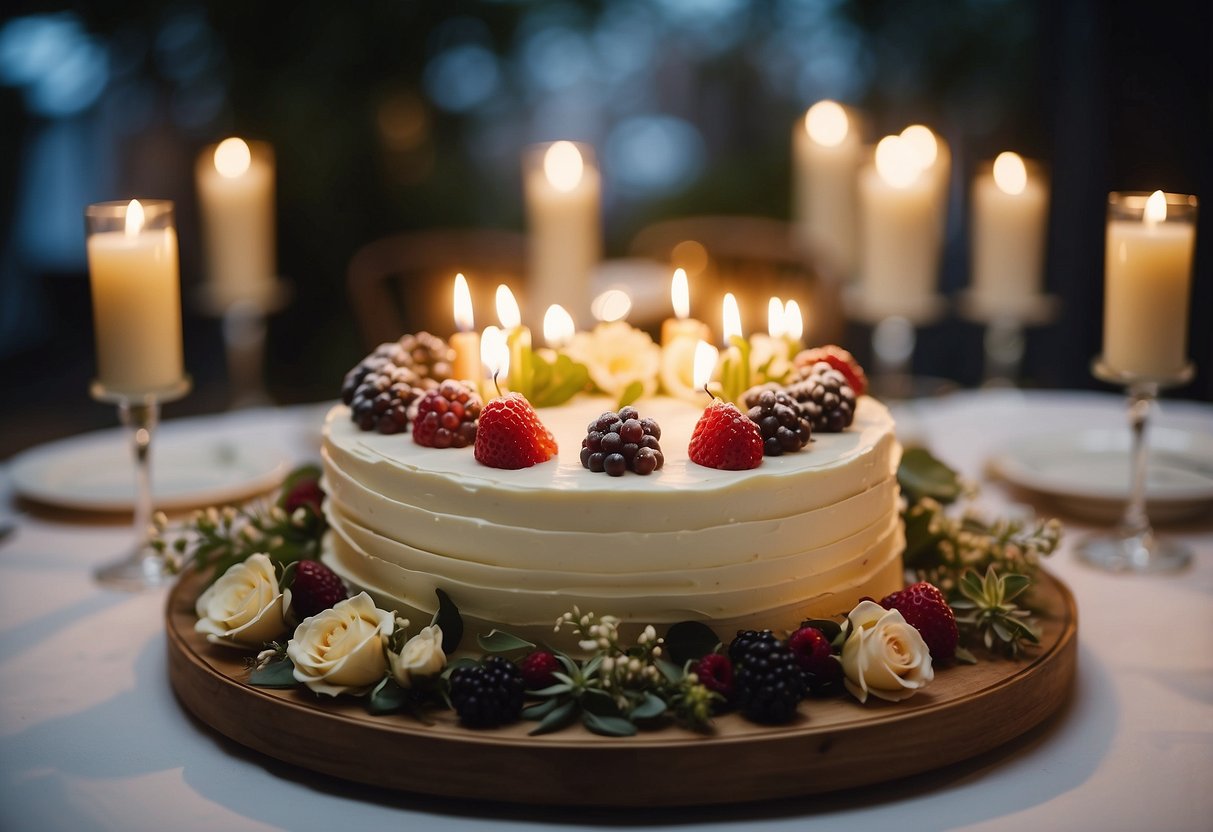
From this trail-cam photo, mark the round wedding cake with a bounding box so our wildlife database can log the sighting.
[320,392,903,644]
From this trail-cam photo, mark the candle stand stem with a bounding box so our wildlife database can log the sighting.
[223,300,271,409]
[982,317,1026,387]
[1077,362,1193,573]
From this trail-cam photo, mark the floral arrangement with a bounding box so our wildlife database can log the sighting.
[163,447,1061,736]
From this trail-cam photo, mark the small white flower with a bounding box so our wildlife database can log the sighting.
[291,507,309,526]
[388,625,446,688]
[564,321,661,400]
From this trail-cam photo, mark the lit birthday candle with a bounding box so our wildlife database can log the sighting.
[784,299,804,352]
[719,292,750,403]
[480,324,507,397]
[496,284,533,397]
[661,268,711,345]
[450,273,480,383]
[543,303,575,350]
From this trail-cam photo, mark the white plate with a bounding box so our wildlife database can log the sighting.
[8,426,292,513]
[987,426,1213,523]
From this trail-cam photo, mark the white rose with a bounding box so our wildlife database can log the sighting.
[287,592,394,696]
[565,321,661,399]
[195,553,291,648]
[840,600,934,704]
[388,625,446,688]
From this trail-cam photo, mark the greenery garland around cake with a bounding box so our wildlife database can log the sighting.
[158,330,1062,736]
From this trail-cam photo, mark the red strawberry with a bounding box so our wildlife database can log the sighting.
[694,652,735,700]
[519,650,560,690]
[880,581,958,663]
[473,392,558,469]
[788,626,843,694]
[688,399,764,470]
[794,345,868,397]
[291,560,348,619]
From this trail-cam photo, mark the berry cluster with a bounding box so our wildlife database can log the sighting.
[743,387,812,456]
[341,332,455,435]
[793,345,868,397]
[785,361,856,433]
[580,407,664,476]
[449,656,526,728]
[413,381,482,449]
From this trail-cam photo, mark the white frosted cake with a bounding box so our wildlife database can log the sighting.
[320,394,904,644]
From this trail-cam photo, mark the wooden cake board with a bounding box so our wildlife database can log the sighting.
[167,569,1077,807]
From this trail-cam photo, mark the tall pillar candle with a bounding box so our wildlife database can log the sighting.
[857,135,944,317]
[971,152,1049,309]
[196,137,276,306]
[792,101,864,281]
[1103,190,1197,378]
[523,140,601,327]
[85,199,184,394]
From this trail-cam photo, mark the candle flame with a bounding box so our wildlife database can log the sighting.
[993,152,1027,196]
[592,288,632,322]
[767,297,786,339]
[543,304,575,348]
[722,293,742,344]
[693,339,719,390]
[124,199,145,237]
[543,141,584,193]
[899,124,938,170]
[1144,190,1168,225]
[784,300,804,342]
[495,284,521,329]
[480,325,508,380]
[671,268,690,319]
[874,136,920,189]
[805,100,848,147]
[453,273,474,332]
[214,137,252,179]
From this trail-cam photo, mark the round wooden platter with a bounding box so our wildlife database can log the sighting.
[167,570,1077,807]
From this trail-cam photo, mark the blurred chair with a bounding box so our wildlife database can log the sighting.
[346,229,526,348]
[629,215,844,345]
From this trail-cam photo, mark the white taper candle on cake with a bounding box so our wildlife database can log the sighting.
[450,273,480,383]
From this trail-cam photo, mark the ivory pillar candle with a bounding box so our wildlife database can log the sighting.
[523,140,601,326]
[196,137,276,306]
[857,135,945,316]
[85,199,184,394]
[792,101,863,280]
[971,152,1049,307]
[1103,190,1197,378]
[450,273,481,383]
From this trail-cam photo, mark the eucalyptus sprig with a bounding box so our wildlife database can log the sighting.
[151,464,327,582]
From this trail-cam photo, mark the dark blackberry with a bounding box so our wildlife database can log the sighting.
[413,380,482,448]
[729,629,806,725]
[348,364,424,434]
[340,342,403,404]
[396,331,455,390]
[449,656,526,728]
[581,410,663,476]
[786,362,856,433]
[744,387,812,456]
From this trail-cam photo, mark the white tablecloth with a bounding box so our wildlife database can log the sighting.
[1,391,1210,832]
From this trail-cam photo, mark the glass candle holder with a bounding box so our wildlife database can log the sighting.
[1078,190,1197,574]
[85,199,190,589]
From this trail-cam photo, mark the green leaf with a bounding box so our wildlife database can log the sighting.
[897,447,963,505]
[615,380,644,410]
[664,621,721,664]
[277,560,298,593]
[901,506,943,568]
[531,682,573,697]
[477,630,536,654]
[581,687,621,716]
[529,700,579,736]
[432,588,463,654]
[530,355,591,408]
[629,692,667,721]
[655,658,684,684]
[521,698,561,720]
[366,677,409,715]
[248,659,297,688]
[583,711,637,737]
[1002,573,1032,602]
[953,646,978,665]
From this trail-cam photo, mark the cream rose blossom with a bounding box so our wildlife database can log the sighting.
[388,625,446,688]
[287,592,394,696]
[840,600,934,703]
[565,321,661,399]
[194,553,291,647]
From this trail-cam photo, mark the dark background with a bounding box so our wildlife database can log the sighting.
[0,0,1209,459]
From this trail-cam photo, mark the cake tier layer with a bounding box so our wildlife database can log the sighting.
[322,396,899,534]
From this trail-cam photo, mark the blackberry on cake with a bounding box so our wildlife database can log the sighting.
[581,408,664,476]
[342,332,455,434]
[413,380,482,448]
[786,361,856,433]
[449,656,526,728]
[743,387,812,456]
[728,629,806,724]
[794,345,868,398]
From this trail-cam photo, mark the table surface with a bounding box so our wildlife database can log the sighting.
[1,390,1210,832]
